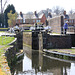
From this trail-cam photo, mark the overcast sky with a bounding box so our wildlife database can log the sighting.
[8,0,75,13]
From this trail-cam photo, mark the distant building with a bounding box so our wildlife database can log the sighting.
[39,13,46,24]
[16,11,47,24]
[16,14,23,24]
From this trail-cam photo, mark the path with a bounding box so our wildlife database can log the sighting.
[0,32,16,36]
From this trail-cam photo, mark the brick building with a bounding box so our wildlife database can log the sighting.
[16,12,47,24]
[39,13,46,24]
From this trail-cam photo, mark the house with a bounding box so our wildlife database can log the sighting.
[16,14,23,24]
[25,11,40,24]
[16,11,47,24]
[39,13,46,24]
[16,12,25,24]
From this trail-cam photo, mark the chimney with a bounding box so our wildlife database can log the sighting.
[34,11,38,18]
[20,12,23,18]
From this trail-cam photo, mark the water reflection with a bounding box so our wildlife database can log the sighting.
[23,54,32,71]
[10,46,75,75]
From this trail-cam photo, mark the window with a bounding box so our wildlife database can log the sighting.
[36,20,40,23]
[39,20,41,22]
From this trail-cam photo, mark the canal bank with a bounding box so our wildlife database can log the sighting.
[43,48,75,60]
[4,31,75,75]
[0,45,11,75]
[0,36,16,75]
[0,32,23,75]
[10,45,75,75]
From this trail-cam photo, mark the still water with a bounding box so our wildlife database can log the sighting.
[11,46,75,75]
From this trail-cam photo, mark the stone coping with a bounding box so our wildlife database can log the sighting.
[8,38,17,45]
[43,49,75,57]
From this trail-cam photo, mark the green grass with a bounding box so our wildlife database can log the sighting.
[0,36,15,70]
[0,36,15,74]
[0,36,15,45]
[0,28,8,29]
[0,31,5,32]
[52,32,60,34]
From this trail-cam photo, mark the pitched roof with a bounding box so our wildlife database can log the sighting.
[32,14,38,19]
[17,13,44,19]
[39,13,44,18]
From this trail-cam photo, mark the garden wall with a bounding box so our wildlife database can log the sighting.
[48,16,63,34]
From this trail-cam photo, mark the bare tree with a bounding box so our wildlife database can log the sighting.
[47,8,52,13]
[26,12,33,19]
[69,9,74,15]
[26,12,33,23]
[52,6,64,15]
[0,0,9,13]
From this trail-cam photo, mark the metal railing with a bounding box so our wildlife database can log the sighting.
[19,24,75,34]
[48,25,75,34]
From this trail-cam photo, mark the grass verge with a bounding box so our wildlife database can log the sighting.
[0,28,8,29]
[0,36,15,45]
[0,36,15,74]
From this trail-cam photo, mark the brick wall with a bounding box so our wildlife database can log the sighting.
[41,14,46,24]
[48,16,63,34]
[25,19,34,24]
[16,19,23,24]
[25,19,41,24]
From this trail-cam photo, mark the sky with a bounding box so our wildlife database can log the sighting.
[6,0,75,13]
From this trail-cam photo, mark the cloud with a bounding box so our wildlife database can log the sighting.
[8,0,75,13]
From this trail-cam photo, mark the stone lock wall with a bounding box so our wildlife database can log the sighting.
[70,34,75,47]
[23,31,43,50]
[5,37,18,65]
[23,31,72,49]
[15,32,23,49]
[43,34,71,49]
[23,32,32,46]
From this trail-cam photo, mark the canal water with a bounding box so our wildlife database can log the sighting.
[11,46,75,75]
